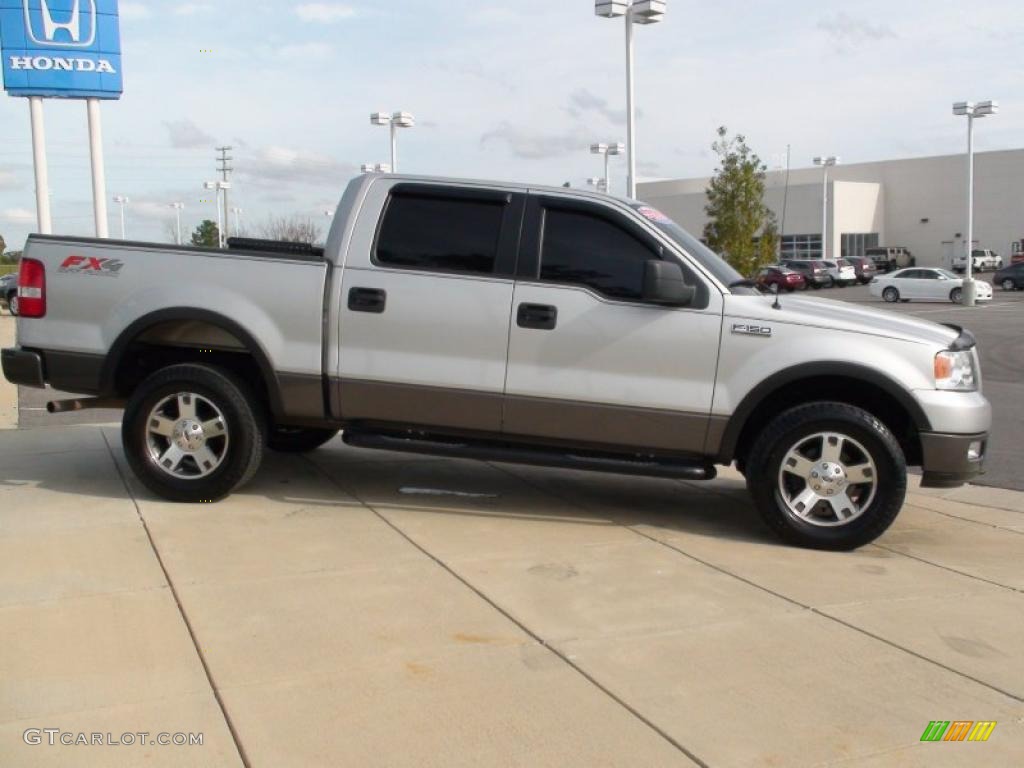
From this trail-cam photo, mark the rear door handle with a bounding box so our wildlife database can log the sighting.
[348,287,386,313]
[517,303,557,330]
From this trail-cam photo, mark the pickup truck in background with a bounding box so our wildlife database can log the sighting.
[2,174,991,549]
[951,248,1003,273]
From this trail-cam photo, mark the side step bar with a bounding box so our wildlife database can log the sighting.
[342,430,716,481]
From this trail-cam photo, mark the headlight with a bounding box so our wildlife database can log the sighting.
[934,350,977,391]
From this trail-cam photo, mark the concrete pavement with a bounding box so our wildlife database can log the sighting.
[1,425,1022,767]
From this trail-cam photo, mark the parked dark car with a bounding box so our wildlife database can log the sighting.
[993,262,1024,291]
[757,266,806,292]
[0,272,16,315]
[846,256,878,284]
[781,259,830,288]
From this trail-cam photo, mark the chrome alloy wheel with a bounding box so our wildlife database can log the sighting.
[145,392,229,479]
[777,432,877,527]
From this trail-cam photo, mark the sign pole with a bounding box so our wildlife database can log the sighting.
[28,96,53,234]
[87,98,110,238]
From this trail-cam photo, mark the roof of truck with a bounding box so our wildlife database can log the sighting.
[352,172,640,205]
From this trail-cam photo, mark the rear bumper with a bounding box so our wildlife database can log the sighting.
[919,431,987,488]
[1,347,44,388]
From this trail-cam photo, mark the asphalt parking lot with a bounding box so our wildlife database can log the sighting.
[2,289,1023,767]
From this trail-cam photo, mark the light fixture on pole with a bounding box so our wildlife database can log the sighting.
[586,177,608,193]
[112,195,129,239]
[953,99,998,307]
[812,156,840,260]
[360,163,393,174]
[170,202,184,245]
[595,1,666,199]
[370,111,415,172]
[203,181,230,247]
[590,142,625,194]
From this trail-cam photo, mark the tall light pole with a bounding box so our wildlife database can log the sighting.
[203,181,230,247]
[813,156,839,260]
[590,142,625,194]
[953,100,998,307]
[595,1,666,199]
[370,112,415,172]
[170,202,184,245]
[113,195,129,239]
[231,207,244,235]
[360,163,392,173]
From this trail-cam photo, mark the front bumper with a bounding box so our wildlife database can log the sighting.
[919,432,987,488]
[1,347,44,388]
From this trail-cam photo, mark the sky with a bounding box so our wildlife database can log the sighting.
[1,0,1022,249]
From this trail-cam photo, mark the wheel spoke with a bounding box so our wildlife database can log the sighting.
[820,434,843,463]
[193,445,219,473]
[782,451,814,478]
[177,393,197,420]
[791,487,820,517]
[828,491,858,521]
[846,463,874,484]
[202,417,226,439]
[157,444,186,473]
[148,415,175,437]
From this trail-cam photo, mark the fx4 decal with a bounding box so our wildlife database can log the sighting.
[58,255,124,277]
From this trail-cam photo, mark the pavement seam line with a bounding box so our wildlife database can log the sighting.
[903,502,1024,535]
[100,430,252,768]
[303,455,710,768]
[487,463,1024,705]
[870,542,1022,594]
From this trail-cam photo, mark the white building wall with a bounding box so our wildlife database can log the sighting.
[639,149,1024,267]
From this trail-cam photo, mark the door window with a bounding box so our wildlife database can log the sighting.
[376,193,505,275]
[540,208,656,300]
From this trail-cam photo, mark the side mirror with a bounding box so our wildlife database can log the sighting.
[643,260,695,306]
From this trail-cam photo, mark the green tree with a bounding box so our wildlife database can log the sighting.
[190,219,220,248]
[703,126,777,277]
[0,233,6,256]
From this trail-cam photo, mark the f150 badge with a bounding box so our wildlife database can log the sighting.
[58,255,124,277]
[732,323,772,337]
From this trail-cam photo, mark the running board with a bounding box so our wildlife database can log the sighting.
[342,430,716,481]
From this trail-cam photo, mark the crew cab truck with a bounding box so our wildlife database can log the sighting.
[2,174,991,550]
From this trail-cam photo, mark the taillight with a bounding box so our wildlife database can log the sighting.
[17,258,46,318]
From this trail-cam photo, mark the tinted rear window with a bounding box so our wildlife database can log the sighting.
[376,193,505,275]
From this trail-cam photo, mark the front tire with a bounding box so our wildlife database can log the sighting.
[745,402,906,550]
[882,287,899,303]
[122,363,265,502]
[950,288,963,304]
[267,426,338,453]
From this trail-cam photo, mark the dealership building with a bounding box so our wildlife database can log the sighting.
[637,148,1024,268]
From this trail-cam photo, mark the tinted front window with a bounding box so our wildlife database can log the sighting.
[376,193,505,275]
[541,209,655,300]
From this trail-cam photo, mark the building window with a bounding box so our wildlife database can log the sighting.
[780,234,822,260]
[841,233,880,258]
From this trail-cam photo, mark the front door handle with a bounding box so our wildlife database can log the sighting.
[517,303,557,330]
[348,287,387,313]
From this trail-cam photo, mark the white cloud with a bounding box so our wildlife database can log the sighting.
[119,2,151,20]
[163,119,216,149]
[278,42,334,63]
[0,171,21,190]
[239,146,355,188]
[1,208,35,223]
[296,3,356,23]
[174,3,213,16]
[817,13,897,46]
[480,123,586,160]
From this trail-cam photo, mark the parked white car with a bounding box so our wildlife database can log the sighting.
[870,267,993,304]
[820,259,857,287]
[952,249,1002,273]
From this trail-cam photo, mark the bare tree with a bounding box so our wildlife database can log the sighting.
[258,215,321,244]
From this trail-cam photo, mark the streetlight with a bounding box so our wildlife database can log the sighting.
[360,163,392,173]
[595,1,666,199]
[370,111,415,172]
[953,99,998,307]
[112,195,129,239]
[231,207,243,236]
[169,202,184,245]
[203,181,230,247]
[586,177,607,193]
[813,156,840,260]
[590,141,625,194]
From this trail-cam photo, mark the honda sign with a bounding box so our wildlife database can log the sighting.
[0,0,123,99]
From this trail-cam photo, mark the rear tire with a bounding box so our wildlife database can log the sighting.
[745,402,906,550]
[882,287,899,303]
[122,363,265,503]
[950,288,963,304]
[267,426,338,453]
[1002,279,1015,292]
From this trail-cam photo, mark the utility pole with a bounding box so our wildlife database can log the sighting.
[216,146,233,240]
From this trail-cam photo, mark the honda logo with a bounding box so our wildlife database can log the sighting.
[23,0,98,49]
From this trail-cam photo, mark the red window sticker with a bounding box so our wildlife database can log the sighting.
[637,206,671,224]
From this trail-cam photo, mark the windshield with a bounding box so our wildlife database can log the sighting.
[629,203,752,292]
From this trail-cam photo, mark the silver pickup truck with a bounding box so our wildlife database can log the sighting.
[2,174,991,549]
